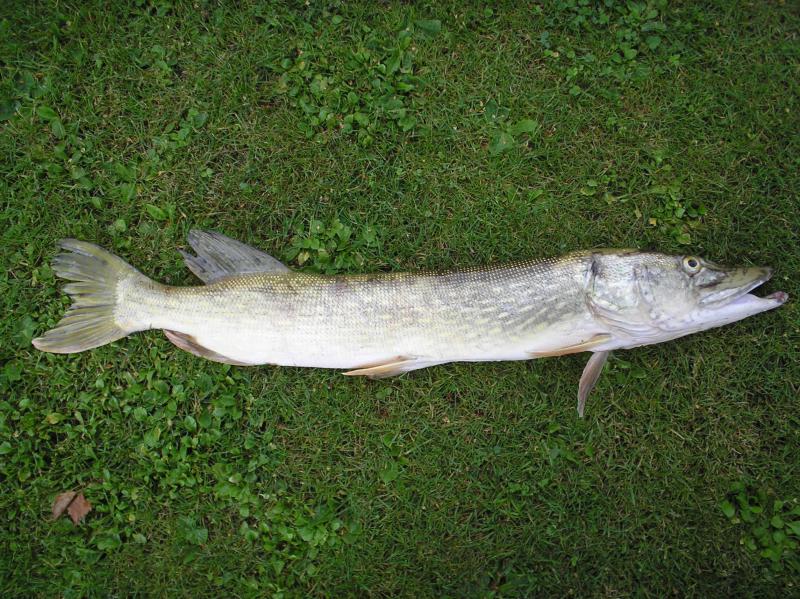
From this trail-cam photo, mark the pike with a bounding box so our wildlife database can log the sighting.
[33,231,788,416]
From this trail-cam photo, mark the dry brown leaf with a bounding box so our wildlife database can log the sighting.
[67,493,92,524]
[51,490,92,524]
[51,491,76,520]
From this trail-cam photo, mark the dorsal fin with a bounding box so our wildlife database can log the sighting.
[180,229,290,283]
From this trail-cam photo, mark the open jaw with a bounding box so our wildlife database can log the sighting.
[726,288,788,310]
[704,268,788,316]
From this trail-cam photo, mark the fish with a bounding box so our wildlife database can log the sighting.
[32,230,788,416]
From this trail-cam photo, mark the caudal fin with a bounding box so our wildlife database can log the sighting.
[33,239,143,354]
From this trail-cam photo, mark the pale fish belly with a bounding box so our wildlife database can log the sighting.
[126,255,604,369]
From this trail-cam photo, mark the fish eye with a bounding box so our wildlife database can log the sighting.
[682,256,702,274]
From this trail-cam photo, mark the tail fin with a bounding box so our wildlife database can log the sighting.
[33,239,143,354]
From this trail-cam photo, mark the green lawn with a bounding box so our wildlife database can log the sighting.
[2,1,799,596]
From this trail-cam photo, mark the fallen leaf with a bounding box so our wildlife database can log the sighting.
[51,490,92,524]
[67,493,92,524]
[51,491,76,520]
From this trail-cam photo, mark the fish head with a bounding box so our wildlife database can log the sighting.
[587,251,788,346]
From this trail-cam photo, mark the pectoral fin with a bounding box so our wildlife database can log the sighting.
[343,356,421,379]
[528,333,611,358]
[164,330,252,366]
[577,350,610,417]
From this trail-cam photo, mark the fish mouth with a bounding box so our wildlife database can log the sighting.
[700,266,788,309]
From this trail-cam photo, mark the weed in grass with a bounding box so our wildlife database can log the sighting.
[482,98,541,156]
[283,217,381,273]
[274,18,439,145]
[721,482,800,573]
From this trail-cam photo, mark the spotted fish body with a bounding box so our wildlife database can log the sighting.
[33,231,787,415]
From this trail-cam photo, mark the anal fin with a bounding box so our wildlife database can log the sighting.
[343,356,419,379]
[528,333,612,358]
[164,330,252,366]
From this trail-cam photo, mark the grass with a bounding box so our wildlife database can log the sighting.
[1,0,799,596]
